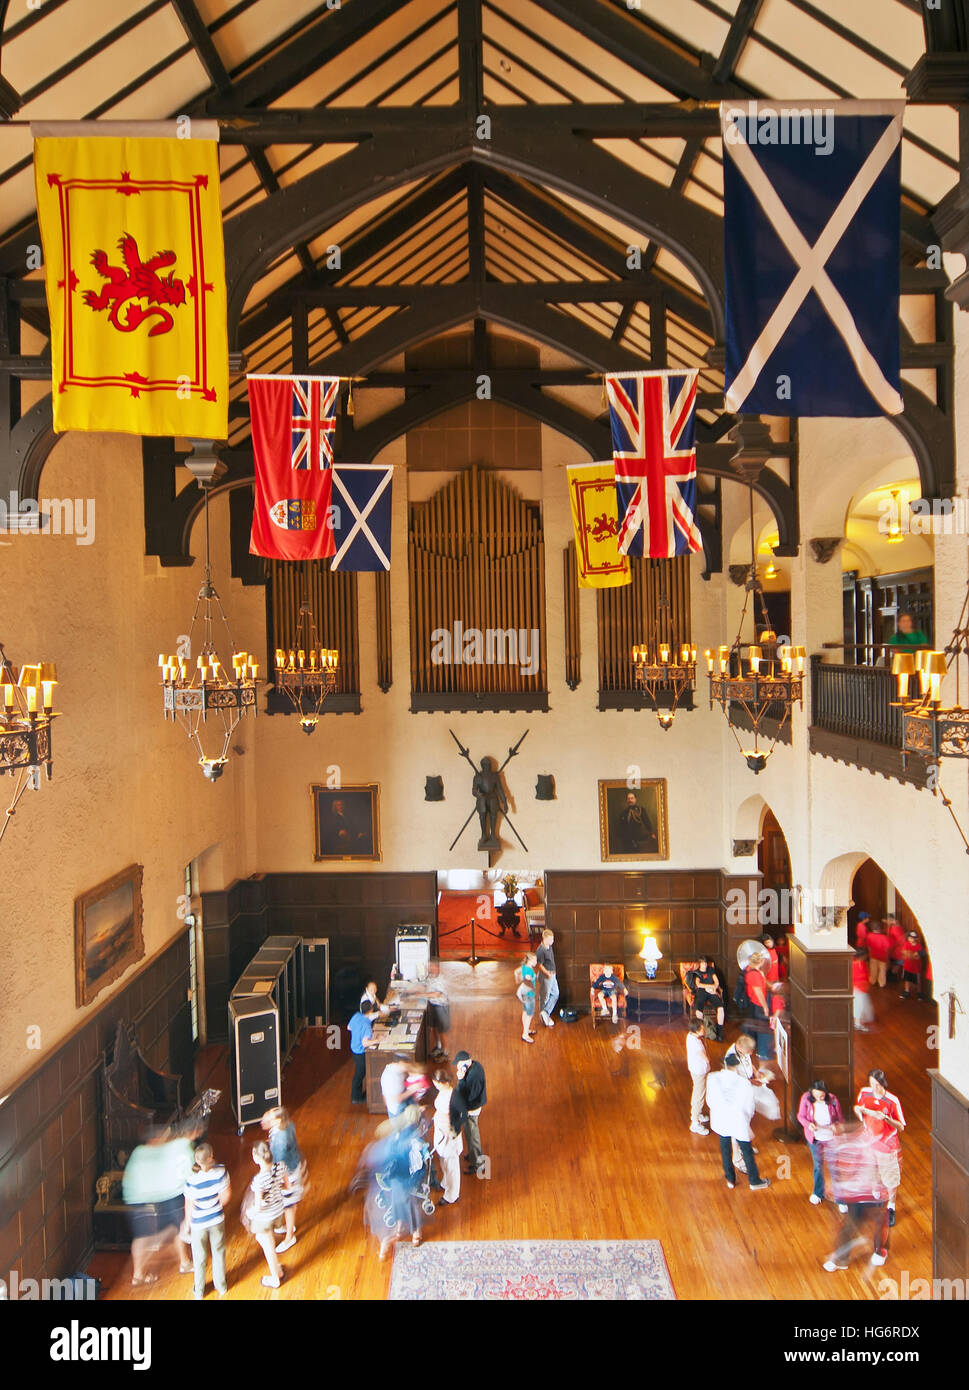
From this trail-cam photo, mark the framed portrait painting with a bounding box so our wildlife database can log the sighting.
[598,779,669,862]
[312,783,381,862]
[74,864,145,1007]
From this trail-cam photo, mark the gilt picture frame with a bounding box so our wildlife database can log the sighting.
[74,863,145,1008]
[598,779,669,862]
[312,783,381,861]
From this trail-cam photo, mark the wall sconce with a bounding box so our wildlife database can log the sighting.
[536,774,555,800]
[424,776,444,802]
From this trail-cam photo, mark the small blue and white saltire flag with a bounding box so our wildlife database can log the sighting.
[329,463,394,571]
[720,100,904,418]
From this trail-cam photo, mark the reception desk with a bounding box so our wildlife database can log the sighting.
[365,1002,428,1114]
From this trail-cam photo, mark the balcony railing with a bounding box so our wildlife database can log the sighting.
[809,654,929,787]
[811,655,902,747]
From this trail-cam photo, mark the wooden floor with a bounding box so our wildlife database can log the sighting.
[92,961,936,1301]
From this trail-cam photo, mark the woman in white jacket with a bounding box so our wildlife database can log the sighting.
[431,1067,466,1206]
[706,1055,771,1191]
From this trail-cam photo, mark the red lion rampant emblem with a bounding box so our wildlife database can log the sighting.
[587,512,619,544]
[83,234,186,337]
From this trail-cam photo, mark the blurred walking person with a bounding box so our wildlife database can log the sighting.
[822,1125,891,1271]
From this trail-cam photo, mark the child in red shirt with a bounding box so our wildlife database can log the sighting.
[887,918,906,982]
[865,923,889,988]
[760,934,780,985]
[899,932,923,1000]
[855,1068,905,1225]
[852,948,874,1031]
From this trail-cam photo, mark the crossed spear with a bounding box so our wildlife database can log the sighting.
[448,727,529,853]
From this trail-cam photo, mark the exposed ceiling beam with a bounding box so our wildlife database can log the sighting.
[528,0,747,100]
[212,103,725,145]
[170,0,233,97]
[200,0,406,112]
[223,120,727,342]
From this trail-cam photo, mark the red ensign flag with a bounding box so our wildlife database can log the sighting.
[248,374,339,560]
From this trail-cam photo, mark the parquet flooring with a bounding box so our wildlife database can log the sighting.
[91,959,936,1301]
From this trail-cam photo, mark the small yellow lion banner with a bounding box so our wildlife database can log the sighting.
[34,136,228,437]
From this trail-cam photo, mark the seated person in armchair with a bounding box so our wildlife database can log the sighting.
[591,965,627,1023]
[686,956,725,1041]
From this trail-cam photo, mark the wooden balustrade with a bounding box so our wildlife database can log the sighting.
[810,654,902,747]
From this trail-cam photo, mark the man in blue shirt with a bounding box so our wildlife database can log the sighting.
[348,1000,377,1103]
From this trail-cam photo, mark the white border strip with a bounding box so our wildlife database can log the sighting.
[31,120,221,141]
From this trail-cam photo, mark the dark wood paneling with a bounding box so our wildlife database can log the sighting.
[0,933,192,1287]
[544,869,726,1009]
[789,937,853,1126]
[219,872,438,1024]
[810,725,930,789]
[931,1071,969,1285]
[202,877,269,1044]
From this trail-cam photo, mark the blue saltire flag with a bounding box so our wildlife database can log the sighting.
[720,100,904,418]
[329,463,394,571]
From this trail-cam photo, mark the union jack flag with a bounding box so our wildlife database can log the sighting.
[605,369,702,558]
[291,375,339,470]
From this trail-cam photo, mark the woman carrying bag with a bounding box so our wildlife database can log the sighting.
[431,1067,466,1207]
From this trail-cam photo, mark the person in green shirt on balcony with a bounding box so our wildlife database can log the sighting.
[887,610,929,649]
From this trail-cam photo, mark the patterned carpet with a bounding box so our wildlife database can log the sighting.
[388,1239,676,1300]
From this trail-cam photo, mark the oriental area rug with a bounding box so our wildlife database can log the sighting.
[388,1239,676,1300]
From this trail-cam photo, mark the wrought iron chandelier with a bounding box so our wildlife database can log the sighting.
[158,480,258,781]
[0,643,57,844]
[707,495,805,772]
[630,563,696,729]
[274,578,340,734]
[893,568,969,852]
[631,642,697,729]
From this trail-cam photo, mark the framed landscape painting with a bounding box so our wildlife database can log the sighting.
[598,779,669,862]
[74,864,144,1007]
[312,783,381,861]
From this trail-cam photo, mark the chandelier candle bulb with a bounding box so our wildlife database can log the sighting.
[892,651,915,699]
[927,652,947,703]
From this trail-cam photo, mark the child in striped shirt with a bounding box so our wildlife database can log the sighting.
[247,1141,290,1289]
[183,1143,231,1300]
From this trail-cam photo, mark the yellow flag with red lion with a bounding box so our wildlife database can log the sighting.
[34,136,228,437]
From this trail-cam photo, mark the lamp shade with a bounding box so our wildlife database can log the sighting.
[640,935,662,962]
